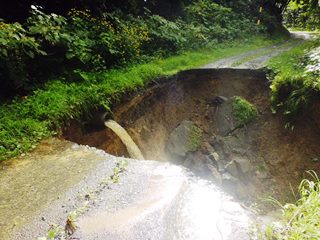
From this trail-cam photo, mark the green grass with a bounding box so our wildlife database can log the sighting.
[232,96,258,126]
[187,125,203,152]
[0,35,288,161]
[260,171,320,240]
[267,38,320,117]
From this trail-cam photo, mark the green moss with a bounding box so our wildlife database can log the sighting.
[187,125,203,152]
[232,96,258,126]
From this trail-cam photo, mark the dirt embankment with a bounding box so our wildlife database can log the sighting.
[63,69,320,201]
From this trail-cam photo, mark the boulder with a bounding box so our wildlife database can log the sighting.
[212,99,235,135]
[206,152,225,172]
[233,157,252,174]
[222,172,239,185]
[207,164,222,184]
[225,160,240,178]
[225,157,252,178]
[166,120,202,157]
[209,96,228,105]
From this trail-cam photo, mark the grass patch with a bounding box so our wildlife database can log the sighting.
[187,125,203,152]
[259,171,320,240]
[0,35,287,161]
[232,96,258,126]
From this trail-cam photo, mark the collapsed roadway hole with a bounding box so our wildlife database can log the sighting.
[62,69,320,202]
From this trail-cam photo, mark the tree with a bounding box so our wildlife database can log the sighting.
[284,0,320,30]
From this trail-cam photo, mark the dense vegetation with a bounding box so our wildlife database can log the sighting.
[1,0,286,95]
[284,0,320,30]
[267,38,320,119]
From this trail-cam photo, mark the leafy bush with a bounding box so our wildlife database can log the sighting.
[232,96,258,126]
[0,20,45,92]
[0,1,269,94]
[185,0,261,42]
[27,6,69,46]
[101,12,149,65]
[284,1,320,31]
[140,13,186,55]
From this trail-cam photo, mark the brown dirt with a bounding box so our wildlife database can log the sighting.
[62,69,320,202]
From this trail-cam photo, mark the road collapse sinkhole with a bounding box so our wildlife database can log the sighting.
[63,69,320,202]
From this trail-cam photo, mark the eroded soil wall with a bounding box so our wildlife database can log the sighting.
[63,69,320,200]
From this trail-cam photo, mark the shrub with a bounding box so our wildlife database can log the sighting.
[135,13,186,55]
[102,12,149,65]
[0,20,45,92]
[268,39,320,118]
[27,6,69,46]
[185,0,261,42]
[232,96,258,126]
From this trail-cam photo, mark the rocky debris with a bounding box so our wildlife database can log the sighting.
[235,182,250,199]
[222,172,239,185]
[221,173,250,199]
[208,96,228,105]
[206,153,225,172]
[233,157,252,174]
[202,141,215,154]
[208,135,232,160]
[164,112,269,201]
[207,164,222,184]
[183,153,194,168]
[212,98,236,135]
[210,152,220,162]
[225,157,252,179]
[226,160,240,178]
[255,170,269,179]
[166,120,202,157]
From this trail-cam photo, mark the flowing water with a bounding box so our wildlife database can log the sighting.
[104,120,144,160]
[72,163,253,240]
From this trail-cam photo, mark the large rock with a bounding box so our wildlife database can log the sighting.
[225,157,252,178]
[207,164,222,184]
[166,120,202,157]
[233,157,252,174]
[225,160,240,178]
[212,99,236,135]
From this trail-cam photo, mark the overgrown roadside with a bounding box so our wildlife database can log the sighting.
[267,35,320,120]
